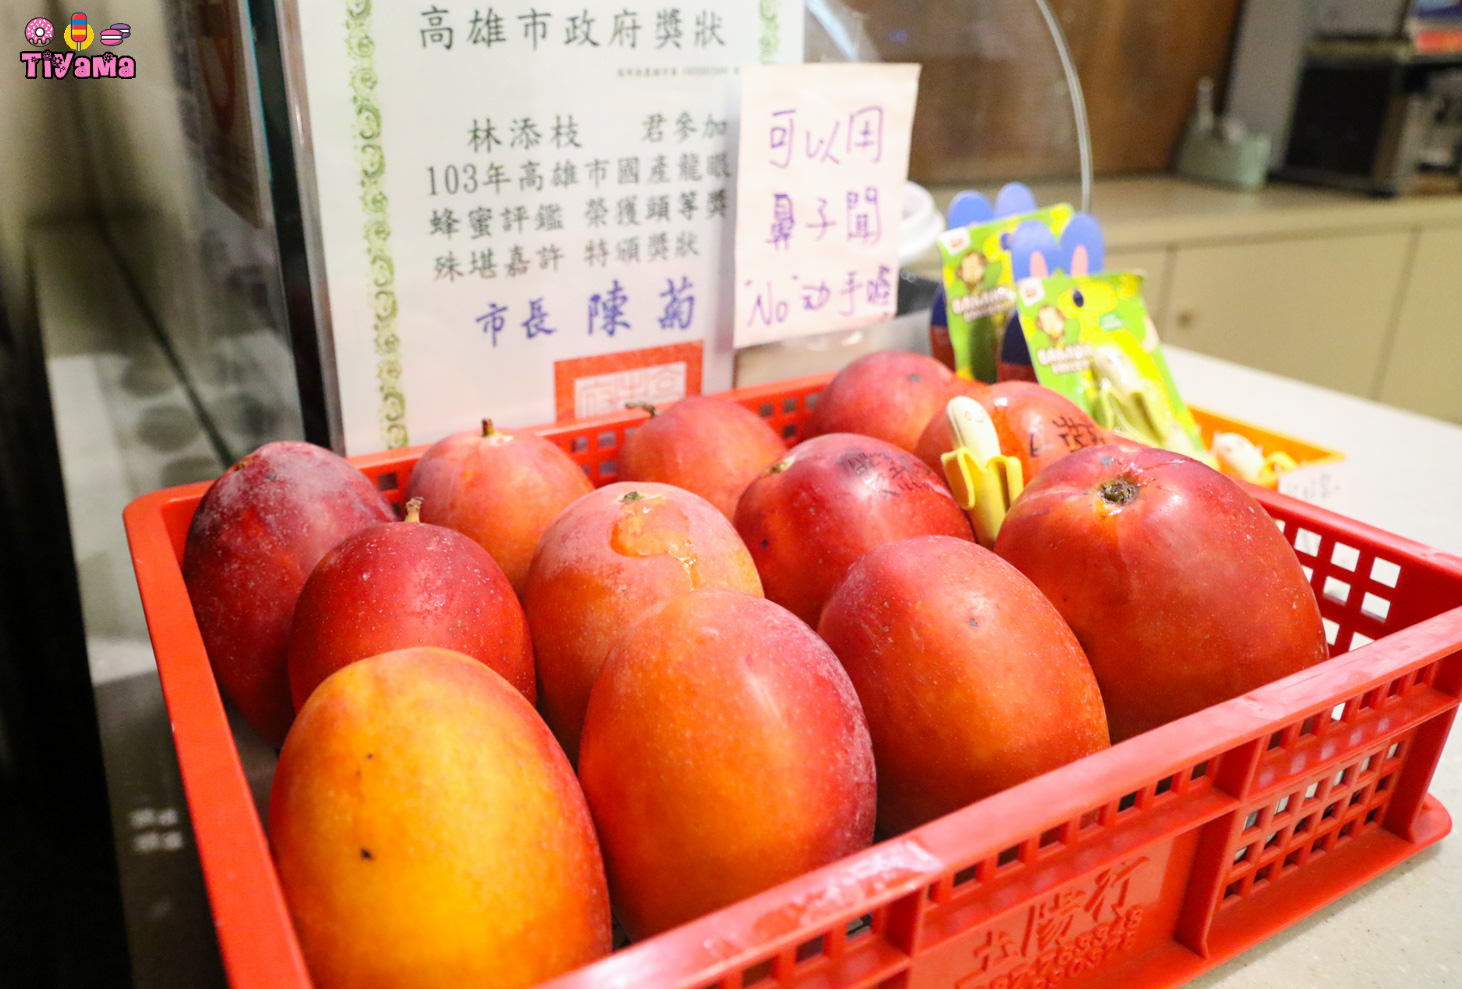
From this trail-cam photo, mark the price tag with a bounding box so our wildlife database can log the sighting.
[1276,459,1348,509]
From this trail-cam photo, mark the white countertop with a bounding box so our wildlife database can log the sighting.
[1166,347,1462,989]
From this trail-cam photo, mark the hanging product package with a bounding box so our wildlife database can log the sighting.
[1011,270,1209,462]
[936,204,1073,383]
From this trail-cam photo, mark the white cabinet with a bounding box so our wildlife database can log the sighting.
[1106,247,1172,327]
[1376,226,1462,424]
[1163,232,1410,398]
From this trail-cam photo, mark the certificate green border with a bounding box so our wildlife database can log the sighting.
[758,0,779,61]
[346,0,409,448]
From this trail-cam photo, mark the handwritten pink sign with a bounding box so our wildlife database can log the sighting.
[733,64,920,346]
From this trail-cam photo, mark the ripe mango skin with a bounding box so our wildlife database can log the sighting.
[996,445,1328,742]
[618,396,790,521]
[579,589,876,940]
[523,481,763,762]
[404,425,593,594]
[182,441,395,747]
[287,519,535,711]
[820,535,1110,836]
[269,648,611,989]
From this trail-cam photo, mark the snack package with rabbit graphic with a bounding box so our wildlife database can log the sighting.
[935,183,1073,383]
[1012,271,1203,458]
[996,212,1105,385]
[1007,217,1209,462]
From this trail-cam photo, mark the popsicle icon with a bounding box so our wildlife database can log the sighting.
[67,11,89,49]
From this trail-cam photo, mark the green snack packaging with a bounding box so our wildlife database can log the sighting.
[1011,272,1210,462]
[938,204,1074,383]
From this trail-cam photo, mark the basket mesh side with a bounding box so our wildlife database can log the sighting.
[1272,513,1418,654]
[1220,734,1411,906]
[694,906,896,989]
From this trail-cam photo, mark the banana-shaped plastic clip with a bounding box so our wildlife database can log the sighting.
[940,396,1024,548]
[1260,451,1300,484]
[1211,431,1299,484]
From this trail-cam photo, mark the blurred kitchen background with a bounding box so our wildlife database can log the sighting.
[1,0,1460,984]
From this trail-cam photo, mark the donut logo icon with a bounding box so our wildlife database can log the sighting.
[24,16,53,46]
[63,10,93,50]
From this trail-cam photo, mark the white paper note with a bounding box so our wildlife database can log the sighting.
[732,63,920,347]
[1277,459,1349,510]
[288,0,804,453]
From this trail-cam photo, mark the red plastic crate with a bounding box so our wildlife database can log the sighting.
[124,371,1462,989]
